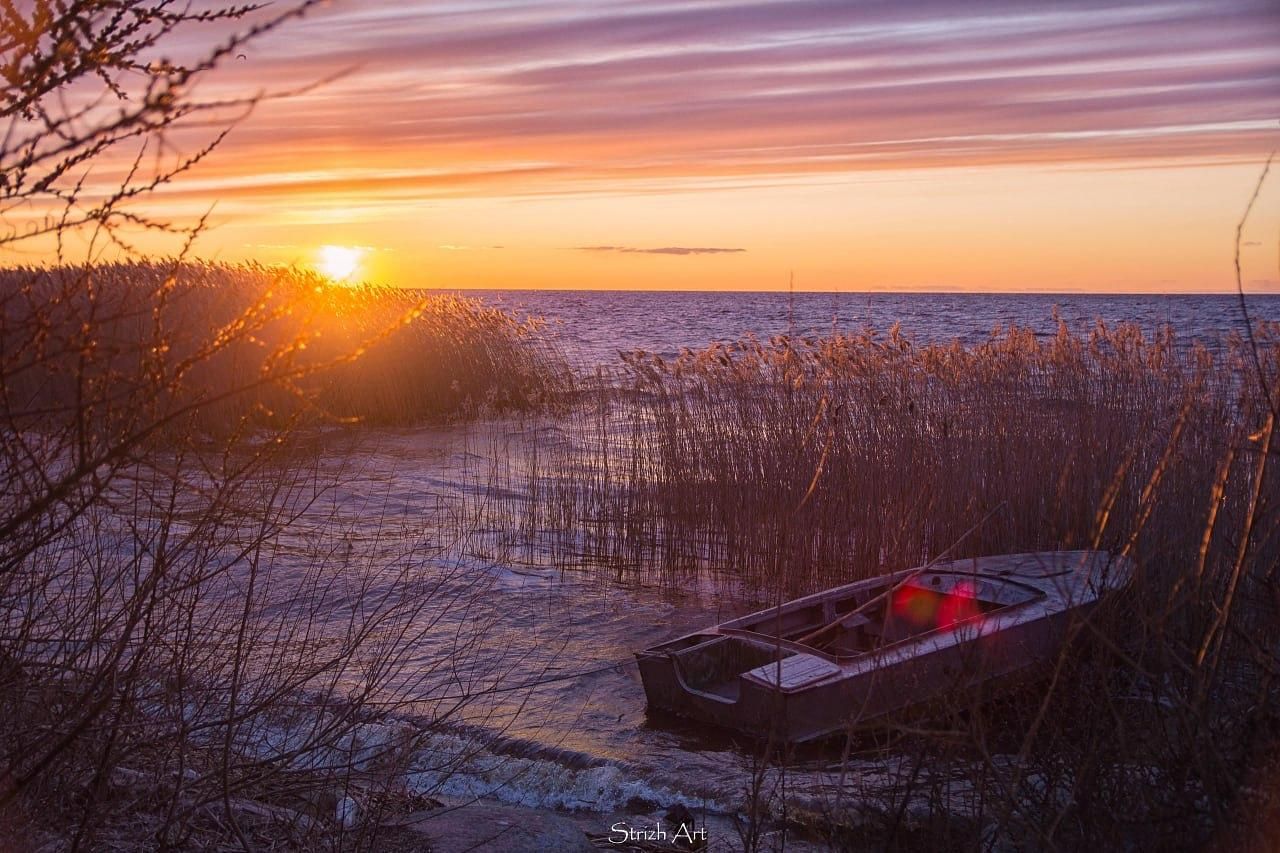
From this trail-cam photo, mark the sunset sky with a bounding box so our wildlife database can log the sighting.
[37,1,1280,291]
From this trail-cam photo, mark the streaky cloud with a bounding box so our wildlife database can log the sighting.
[169,0,1280,199]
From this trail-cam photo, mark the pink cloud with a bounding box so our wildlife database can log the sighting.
[159,0,1280,198]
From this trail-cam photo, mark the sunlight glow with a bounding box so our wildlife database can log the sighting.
[316,245,364,283]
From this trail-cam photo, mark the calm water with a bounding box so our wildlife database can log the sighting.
[466,290,1280,365]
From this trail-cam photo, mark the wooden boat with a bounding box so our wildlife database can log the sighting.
[636,550,1131,742]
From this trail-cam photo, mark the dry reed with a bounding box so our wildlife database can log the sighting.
[0,260,571,433]
[524,320,1273,597]
[512,319,1280,849]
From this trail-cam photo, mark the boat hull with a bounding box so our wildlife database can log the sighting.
[636,551,1130,742]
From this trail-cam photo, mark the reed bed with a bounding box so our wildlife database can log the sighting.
[518,319,1280,849]
[525,321,1273,597]
[0,261,570,432]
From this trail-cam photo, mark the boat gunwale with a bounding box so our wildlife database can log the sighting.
[716,570,1051,660]
[718,566,1067,630]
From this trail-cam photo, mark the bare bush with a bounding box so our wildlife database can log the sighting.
[1,1,323,255]
[0,257,542,849]
[0,4,562,849]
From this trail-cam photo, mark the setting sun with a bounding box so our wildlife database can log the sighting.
[316,244,363,283]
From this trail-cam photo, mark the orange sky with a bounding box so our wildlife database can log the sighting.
[9,1,1280,292]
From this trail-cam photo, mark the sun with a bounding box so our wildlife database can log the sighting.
[316,244,364,283]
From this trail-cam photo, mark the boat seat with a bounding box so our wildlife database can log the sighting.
[743,653,841,690]
[837,611,872,629]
